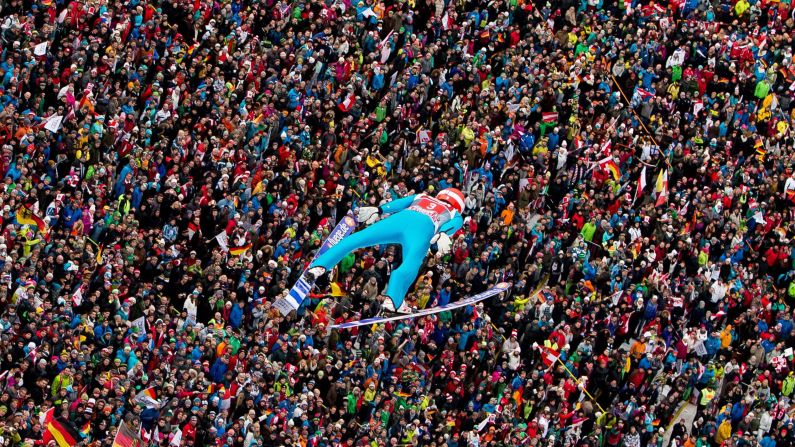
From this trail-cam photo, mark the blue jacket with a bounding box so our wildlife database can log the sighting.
[372,73,384,91]
[704,335,721,356]
[730,402,746,423]
[94,324,112,341]
[229,304,244,329]
[61,205,83,229]
[437,288,452,307]
[643,301,658,320]
[209,358,228,382]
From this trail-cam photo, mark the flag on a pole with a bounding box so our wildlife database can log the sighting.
[16,206,48,232]
[693,100,704,116]
[541,345,559,367]
[140,428,151,445]
[654,169,666,194]
[80,421,91,438]
[338,92,355,112]
[600,159,621,180]
[186,222,199,240]
[169,428,182,446]
[636,87,655,100]
[132,387,161,409]
[43,114,64,133]
[622,355,632,378]
[72,285,85,306]
[599,139,612,157]
[112,421,141,447]
[755,137,766,160]
[44,417,81,447]
[534,342,560,367]
[635,166,647,202]
[654,169,669,207]
[416,129,432,146]
[214,231,229,252]
[538,289,555,304]
[40,407,54,425]
[441,11,453,30]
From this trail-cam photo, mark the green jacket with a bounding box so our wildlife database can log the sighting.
[581,221,597,242]
[755,80,771,99]
[782,374,795,396]
[346,392,357,414]
[671,65,682,82]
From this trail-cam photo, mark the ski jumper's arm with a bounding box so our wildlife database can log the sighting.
[378,194,418,215]
[438,212,464,236]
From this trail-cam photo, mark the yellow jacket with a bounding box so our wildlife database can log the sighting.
[715,420,732,444]
[720,326,733,349]
[734,0,749,15]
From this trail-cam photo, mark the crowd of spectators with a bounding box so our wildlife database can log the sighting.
[1,0,795,445]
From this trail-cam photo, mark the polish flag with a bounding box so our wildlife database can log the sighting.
[635,165,647,203]
[441,12,453,30]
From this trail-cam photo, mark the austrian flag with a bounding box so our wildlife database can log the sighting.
[542,112,559,123]
[533,342,560,367]
[338,92,355,112]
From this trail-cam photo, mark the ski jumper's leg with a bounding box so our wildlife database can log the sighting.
[310,215,404,271]
[309,195,419,272]
[385,212,435,308]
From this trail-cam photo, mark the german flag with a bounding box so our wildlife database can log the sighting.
[604,160,621,181]
[755,137,766,160]
[15,205,47,230]
[43,417,81,447]
[229,243,252,256]
[112,421,140,447]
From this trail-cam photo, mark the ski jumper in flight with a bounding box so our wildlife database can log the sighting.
[305,188,465,313]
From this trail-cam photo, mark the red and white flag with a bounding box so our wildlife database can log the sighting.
[600,139,612,157]
[540,345,560,367]
[574,136,584,151]
[533,342,560,367]
[693,100,704,116]
[40,407,55,425]
[542,112,558,123]
[635,165,647,203]
[338,93,355,112]
[441,12,453,30]
[636,88,655,99]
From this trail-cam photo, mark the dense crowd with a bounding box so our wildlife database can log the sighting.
[1,0,795,445]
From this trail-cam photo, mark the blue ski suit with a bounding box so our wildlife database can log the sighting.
[310,194,464,308]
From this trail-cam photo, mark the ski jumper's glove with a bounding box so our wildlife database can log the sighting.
[356,206,381,225]
[430,233,452,256]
